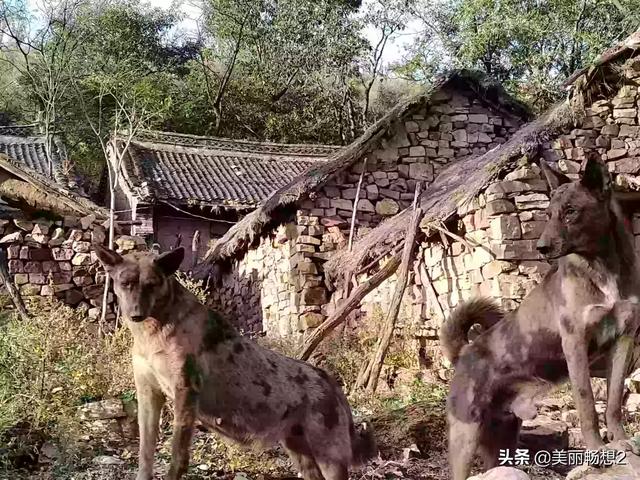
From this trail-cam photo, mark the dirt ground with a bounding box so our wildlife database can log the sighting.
[1,398,565,480]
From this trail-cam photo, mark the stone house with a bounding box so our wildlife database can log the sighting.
[108,130,340,268]
[0,140,144,321]
[199,29,640,360]
[199,70,531,335]
[322,28,640,366]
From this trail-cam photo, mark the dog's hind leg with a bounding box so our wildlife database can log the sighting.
[478,413,521,470]
[316,462,348,480]
[606,335,635,442]
[282,430,325,480]
[448,413,481,480]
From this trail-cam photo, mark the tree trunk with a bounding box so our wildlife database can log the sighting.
[358,186,423,393]
[298,254,402,361]
[99,183,117,333]
[0,249,29,321]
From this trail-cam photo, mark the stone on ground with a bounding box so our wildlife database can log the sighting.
[467,466,530,480]
[566,463,637,480]
[519,416,569,452]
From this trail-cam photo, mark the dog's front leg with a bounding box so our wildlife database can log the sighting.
[605,335,634,442]
[134,362,166,480]
[561,326,604,450]
[166,383,198,480]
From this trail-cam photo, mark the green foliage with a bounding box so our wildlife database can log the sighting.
[2,0,639,190]
[406,0,640,111]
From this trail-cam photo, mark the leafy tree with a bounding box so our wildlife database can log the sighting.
[0,0,85,176]
[405,0,640,111]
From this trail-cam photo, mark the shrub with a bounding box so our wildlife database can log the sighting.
[0,297,133,467]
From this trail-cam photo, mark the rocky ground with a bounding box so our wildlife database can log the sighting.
[4,377,640,480]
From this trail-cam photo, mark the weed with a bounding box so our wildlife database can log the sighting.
[176,272,208,304]
[0,297,133,471]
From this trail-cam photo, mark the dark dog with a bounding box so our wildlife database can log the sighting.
[94,245,376,480]
[440,155,640,480]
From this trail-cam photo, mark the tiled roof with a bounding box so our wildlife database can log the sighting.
[0,125,75,189]
[115,130,342,208]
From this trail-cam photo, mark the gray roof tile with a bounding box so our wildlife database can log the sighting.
[0,126,74,189]
[117,130,341,208]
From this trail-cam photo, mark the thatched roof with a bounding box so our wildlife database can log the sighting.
[0,152,108,219]
[200,69,530,269]
[563,28,640,87]
[325,31,640,282]
[324,103,575,282]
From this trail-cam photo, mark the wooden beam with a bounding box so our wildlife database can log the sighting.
[359,183,423,393]
[298,253,402,361]
[0,249,29,321]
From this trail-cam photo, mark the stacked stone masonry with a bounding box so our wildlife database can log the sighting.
[352,58,640,363]
[211,59,640,342]
[211,86,525,335]
[0,214,147,320]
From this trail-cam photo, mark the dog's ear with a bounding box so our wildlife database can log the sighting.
[155,247,184,276]
[540,161,571,191]
[581,154,611,198]
[93,243,123,272]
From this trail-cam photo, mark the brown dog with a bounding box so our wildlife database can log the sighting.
[94,245,376,480]
[440,155,640,480]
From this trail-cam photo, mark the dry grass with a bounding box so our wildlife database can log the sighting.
[0,297,133,473]
[0,294,452,479]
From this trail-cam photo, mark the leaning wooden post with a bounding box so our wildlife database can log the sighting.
[348,157,367,252]
[191,230,201,269]
[363,183,423,393]
[298,253,402,361]
[0,248,29,321]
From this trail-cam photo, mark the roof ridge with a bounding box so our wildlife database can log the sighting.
[127,129,343,158]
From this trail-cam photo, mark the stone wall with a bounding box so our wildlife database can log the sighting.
[286,88,524,336]
[0,213,146,320]
[209,223,304,335]
[209,87,526,336]
[339,56,640,364]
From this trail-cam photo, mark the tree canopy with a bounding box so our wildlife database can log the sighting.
[0,0,638,190]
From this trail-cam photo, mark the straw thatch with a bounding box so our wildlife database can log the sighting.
[324,103,576,283]
[0,153,107,219]
[563,28,640,87]
[199,69,530,271]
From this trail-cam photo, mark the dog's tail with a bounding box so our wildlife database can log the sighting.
[439,297,504,364]
[351,421,377,466]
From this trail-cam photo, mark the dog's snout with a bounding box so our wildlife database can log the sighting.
[536,238,551,254]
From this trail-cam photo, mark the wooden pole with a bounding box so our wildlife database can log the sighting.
[348,157,367,252]
[419,263,446,322]
[191,230,201,269]
[298,253,402,361]
[360,183,423,393]
[0,249,29,321]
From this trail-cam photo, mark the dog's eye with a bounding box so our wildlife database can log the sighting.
[565,207,577,216]
[122,281,134,289]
